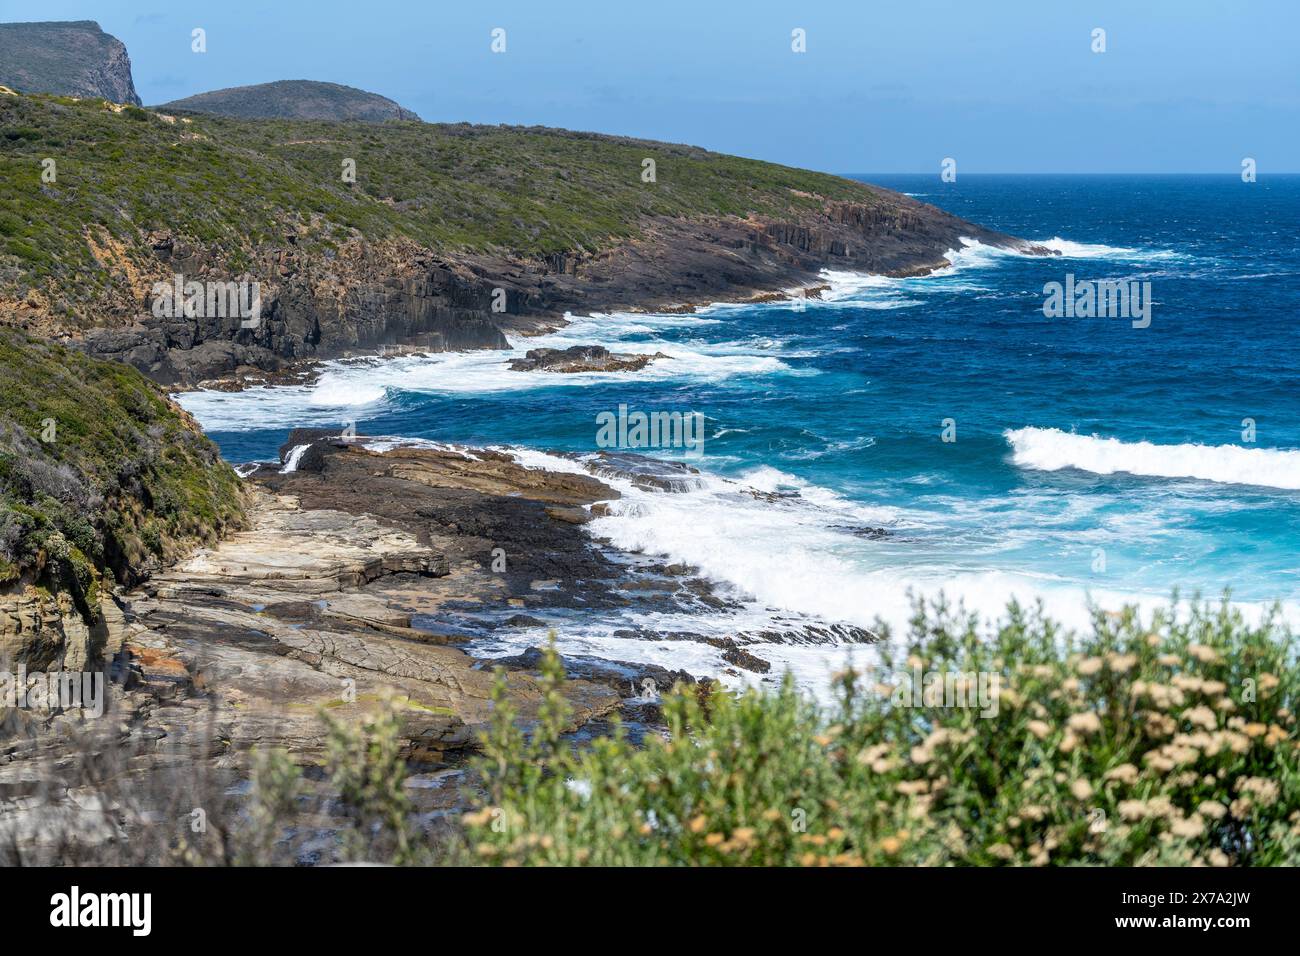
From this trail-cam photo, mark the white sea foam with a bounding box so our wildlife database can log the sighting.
[1037,237,1185,260]
[506,450,910,624]
[359,440,1299,697]
[176,311,796,432]
[817,269,930,305]
[174,379,383,431]
[279,444,310,474]
[935,237,1187,273]
[1006,427,1300,491]
[357,436,480,458]
[503,450,1165,634]
[814,236,1187,305]
[943,238,1028,271]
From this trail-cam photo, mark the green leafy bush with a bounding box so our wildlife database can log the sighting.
[461,601,1299,866]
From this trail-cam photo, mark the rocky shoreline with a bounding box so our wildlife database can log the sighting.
[1,195,1015,857]
[70,205,1053,391]
[0,247,906,861]
[0,433,755,861]
[0,88,1057,858]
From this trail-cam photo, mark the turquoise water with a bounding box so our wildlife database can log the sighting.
[181,175,1300,682]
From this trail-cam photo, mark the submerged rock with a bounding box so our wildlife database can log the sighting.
[721,646,772,674]
[585,452,704,493]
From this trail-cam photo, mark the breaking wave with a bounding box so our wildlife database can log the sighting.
[1006,427,1300,491]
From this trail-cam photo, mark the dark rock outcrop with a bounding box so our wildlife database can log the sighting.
[509,345,669,373]
[0,21,140,105]
[722,646,772,674]
[79,251,511,387]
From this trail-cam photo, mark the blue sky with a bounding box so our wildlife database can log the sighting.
[3,0,1297,173]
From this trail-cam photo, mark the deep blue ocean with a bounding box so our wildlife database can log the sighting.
[180,175,1300,686]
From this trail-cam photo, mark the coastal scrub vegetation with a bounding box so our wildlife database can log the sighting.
[460,599,1298,866]
[0,91,876,324]
[3,598,1294,865]
[0,328,244,613]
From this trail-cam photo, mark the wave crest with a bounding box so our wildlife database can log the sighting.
[1006,427,1300,491]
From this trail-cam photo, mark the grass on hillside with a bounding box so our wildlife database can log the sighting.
[158,80,418,122]
[0,92,877,323]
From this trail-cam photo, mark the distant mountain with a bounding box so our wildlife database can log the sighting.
[158,80,421,122]
[0,20,140,105]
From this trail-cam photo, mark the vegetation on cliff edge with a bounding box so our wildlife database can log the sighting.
[0,328,244,614]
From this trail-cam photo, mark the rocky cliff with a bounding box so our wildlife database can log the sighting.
[0,21,140,105]
[158,79,421,122]
[0,91,1053,387]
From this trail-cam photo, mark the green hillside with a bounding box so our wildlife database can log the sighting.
[0,91,876,320]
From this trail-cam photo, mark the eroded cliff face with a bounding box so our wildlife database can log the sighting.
[80,237,513,386]
[0,589,128,673]
[76,195,1049,388]
[95,34,141,106]
[519,194,1048,317]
